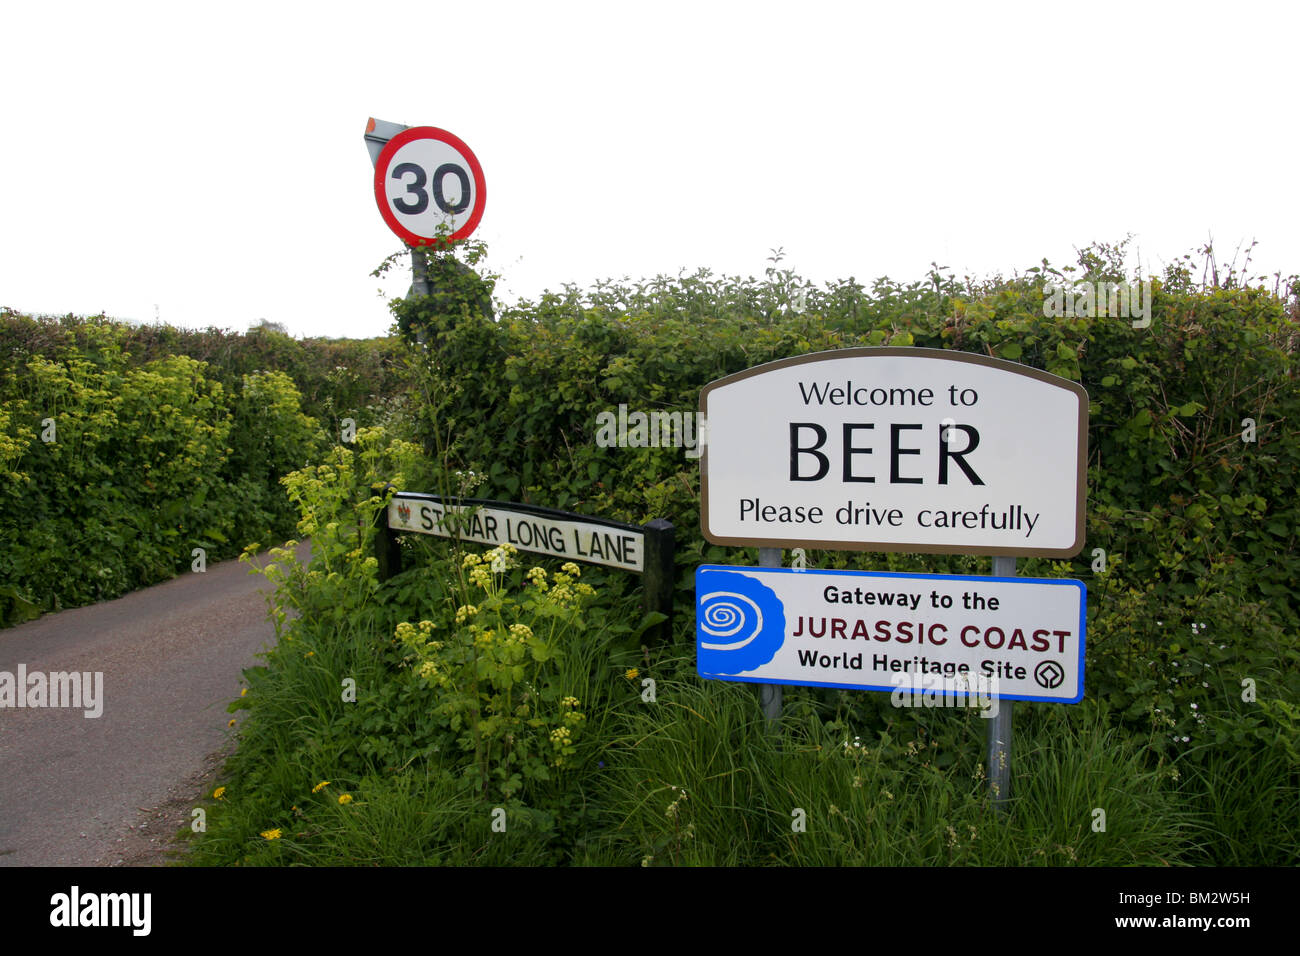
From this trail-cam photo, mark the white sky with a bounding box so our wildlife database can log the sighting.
[2,1,1296,340]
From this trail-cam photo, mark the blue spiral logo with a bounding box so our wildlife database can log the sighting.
[696,569,786,676]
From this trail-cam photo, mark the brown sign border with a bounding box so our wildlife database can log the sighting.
[699,347,1089,558]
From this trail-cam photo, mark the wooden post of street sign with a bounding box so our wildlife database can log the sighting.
[642,519,676,644]
[759,547,782,723]
[371,483,403,580]
[987,555,1016,811]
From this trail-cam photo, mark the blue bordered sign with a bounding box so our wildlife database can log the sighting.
[696,564,1086,703]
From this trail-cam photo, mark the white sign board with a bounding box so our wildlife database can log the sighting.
[696,564,1086,703]
[388,494,644,572]
[700,348,1088,557]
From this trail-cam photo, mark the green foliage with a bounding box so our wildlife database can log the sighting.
[191,427,626,864]
[0,311,358,623]
[395,547,598,800]
[586,675,1192,866]
[187,239,1296,865]
[390,241,1299,658]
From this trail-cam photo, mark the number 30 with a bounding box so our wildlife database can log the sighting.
[391,162,471,215]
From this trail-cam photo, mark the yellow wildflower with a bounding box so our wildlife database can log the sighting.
[338,794,353,805]
[625,668,639,681]
[311,781,330,793]
[261,828,282,840]
[212,786,226,800]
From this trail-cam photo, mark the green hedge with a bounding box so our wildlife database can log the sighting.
[390,244,1300,761]
[0,312,346,624]
[182,243,1298,866]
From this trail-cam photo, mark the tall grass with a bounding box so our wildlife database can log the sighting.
[582,666,1198,866]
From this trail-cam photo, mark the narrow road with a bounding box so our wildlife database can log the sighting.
[0,543,307,866]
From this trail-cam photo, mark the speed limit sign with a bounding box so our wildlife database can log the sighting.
[373,126,486,247]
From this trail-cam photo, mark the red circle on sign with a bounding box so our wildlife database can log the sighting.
[373,126,486,247]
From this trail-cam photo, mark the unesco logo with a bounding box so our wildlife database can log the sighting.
[696,569,786,676]
[1033,660,1065,690]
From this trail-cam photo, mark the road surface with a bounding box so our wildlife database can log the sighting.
[0,543,306,866]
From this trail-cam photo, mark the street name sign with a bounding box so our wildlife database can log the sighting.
[379,491,677,643]
[695,564,1086,703]
[388,492,645,572]
[700,347,1088,557]
[373,126,486,247]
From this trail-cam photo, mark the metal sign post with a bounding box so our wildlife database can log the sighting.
[758,547,782,722]
[987,555,1016,811]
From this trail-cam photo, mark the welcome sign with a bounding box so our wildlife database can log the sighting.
[700,348,1089,557]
